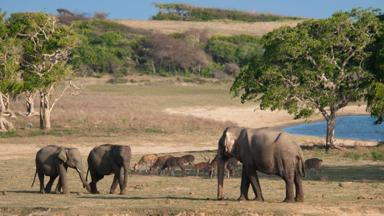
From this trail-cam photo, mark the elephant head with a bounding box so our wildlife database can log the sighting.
[217,127,244,200]
[58,148,91,192]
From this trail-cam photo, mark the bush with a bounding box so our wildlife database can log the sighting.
[205,34,263,66]
[136,32,210,76]
[152,3,302,22]
[371,151,383,161]
[70,19,144,76]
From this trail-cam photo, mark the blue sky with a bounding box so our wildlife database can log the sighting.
[1,0,383,20]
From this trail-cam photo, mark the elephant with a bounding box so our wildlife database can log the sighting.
[86,144,131,194]
[31,145,90,194]
[216,127,305,203]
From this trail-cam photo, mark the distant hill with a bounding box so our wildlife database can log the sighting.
[152,3,304,22]
[116,20,300,36]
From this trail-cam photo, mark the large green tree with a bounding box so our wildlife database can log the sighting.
[0,11,22,131]
[232,9,383,150]
[366,17,384,123]
[8,13,77,130]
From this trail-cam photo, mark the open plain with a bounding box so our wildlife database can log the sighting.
[0,76,383,216]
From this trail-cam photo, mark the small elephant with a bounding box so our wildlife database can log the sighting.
[86,144,131,194]
[31,145,90,194]
[217,127,305,203]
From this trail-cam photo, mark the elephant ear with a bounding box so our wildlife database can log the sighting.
[58,149,68,163]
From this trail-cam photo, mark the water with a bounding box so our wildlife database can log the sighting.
[284,115,384,141]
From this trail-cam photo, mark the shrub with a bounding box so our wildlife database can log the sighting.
[70,19,144,76]
[136,32,210,76]
[371,151,383,161]
[205,34,263,66]
[152,3,302,22]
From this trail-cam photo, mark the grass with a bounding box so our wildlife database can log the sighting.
[0,150,383,215]
[1,75,384,215]
[1,77,238,143]
[116,20,301,36]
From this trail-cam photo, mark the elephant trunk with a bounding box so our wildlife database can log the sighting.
[217,156,225,200]
[76,168,91,192]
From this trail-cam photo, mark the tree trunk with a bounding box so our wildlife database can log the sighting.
[325,110,336,151]
[39,92,51,130]
[26,92,37,117]
[0,92,14,132]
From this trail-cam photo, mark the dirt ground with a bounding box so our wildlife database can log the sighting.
[0,76,383,215]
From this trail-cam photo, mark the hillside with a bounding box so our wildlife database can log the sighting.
[116,19,300,36]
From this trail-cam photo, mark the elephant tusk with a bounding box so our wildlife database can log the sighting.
[76,168,82,173]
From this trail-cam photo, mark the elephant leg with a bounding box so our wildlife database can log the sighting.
[90,170,103,194]
[119,166,128,195]
[110,173,119,194]
[283,173,295,203]
[55,177,62,194]
[249,171,264,201]
[58,164,68,194]
[238,166,250,201]
[38,172,45,194]
[246,168,264,202]
[45,175,57,193]
[294,172,304,202]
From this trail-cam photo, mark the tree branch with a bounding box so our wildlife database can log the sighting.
[49,82,71,112]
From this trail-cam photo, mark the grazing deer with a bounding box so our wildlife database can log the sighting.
[180,154,195,165]
[150,155,173,172]
[159,156,187,176]
[209,155,239,178]
[133,154,158,173]
[193,154,211,176]
[305,158,323,171]
[226,157,239,177]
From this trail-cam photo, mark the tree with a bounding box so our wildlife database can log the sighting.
[232,9,382,150]
[8,13,77,130]
[0,11,22,131]
[366,18,384,123]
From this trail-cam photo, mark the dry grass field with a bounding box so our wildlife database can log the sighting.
[0,75,383,215]
[116,20,301,36]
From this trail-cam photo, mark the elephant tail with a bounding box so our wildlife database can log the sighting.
[31,170,37,188]
[297,155,305,177]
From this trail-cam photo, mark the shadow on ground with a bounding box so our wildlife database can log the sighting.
[303,165,384,182]
[134,164,384,182]
[78,195,224,201]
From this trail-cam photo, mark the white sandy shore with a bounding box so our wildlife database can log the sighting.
[165,105,379,147]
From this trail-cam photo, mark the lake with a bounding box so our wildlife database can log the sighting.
[284,115,384,142]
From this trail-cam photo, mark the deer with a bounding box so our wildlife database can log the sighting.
[149,155,173,173]
[180,154,195,165]
[159,156,187,176]
[193,154,211,176]
[305,158,323,171]
[133,154,158,173]
[209,155,239,179]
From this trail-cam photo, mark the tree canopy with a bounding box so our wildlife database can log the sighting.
[232,9,383,149]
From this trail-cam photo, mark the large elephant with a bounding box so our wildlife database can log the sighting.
[217,127,305,203]
[86,144,131,194]
[32,145,90,194]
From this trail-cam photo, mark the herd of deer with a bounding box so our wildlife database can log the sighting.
[133,153,239,178]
